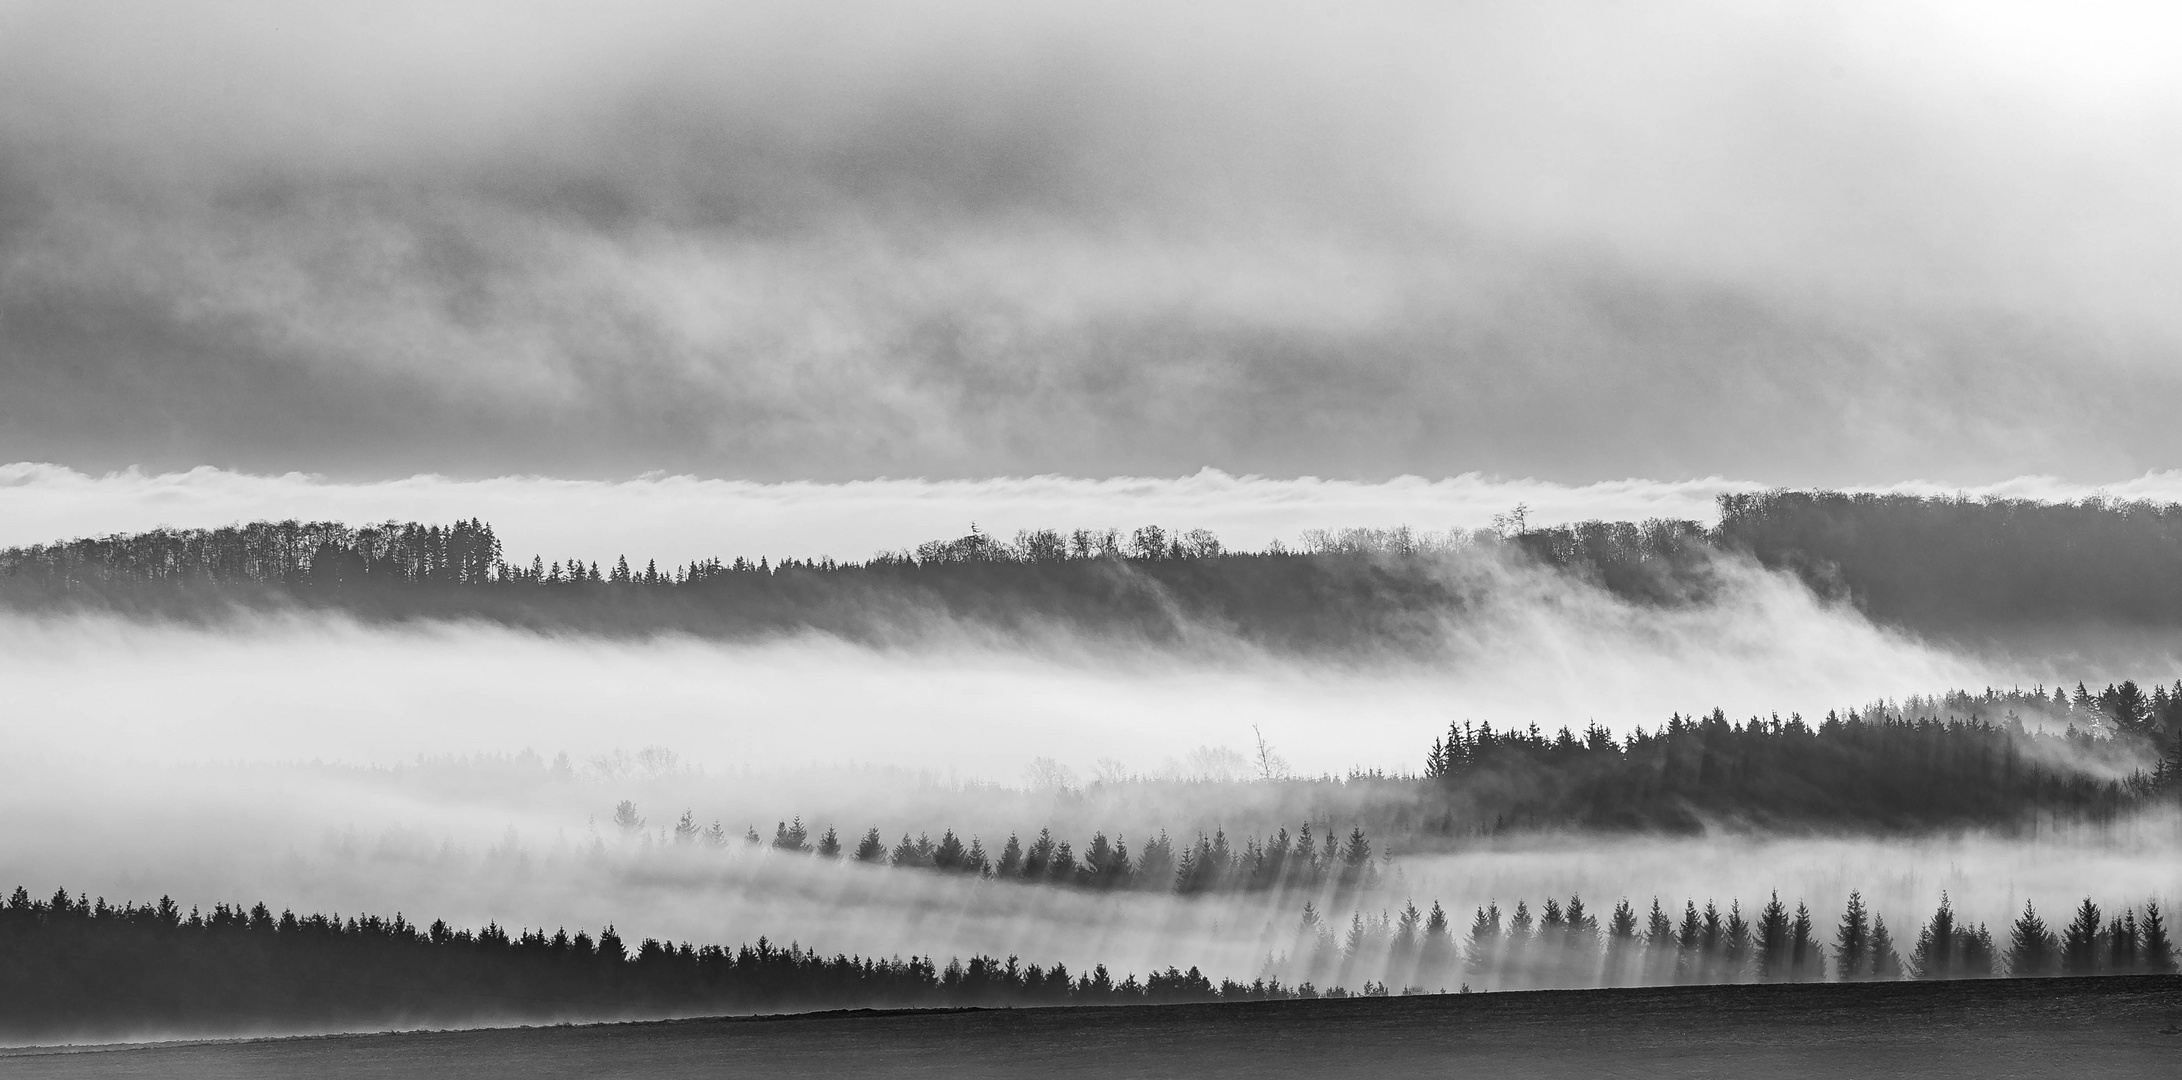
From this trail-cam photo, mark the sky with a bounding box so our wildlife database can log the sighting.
[4,0,2182,485]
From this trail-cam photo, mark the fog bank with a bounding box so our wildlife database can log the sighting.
[0,548,2005,778]
[5,749,2173,989]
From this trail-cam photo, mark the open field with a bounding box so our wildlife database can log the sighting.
[6,976,2177,1079]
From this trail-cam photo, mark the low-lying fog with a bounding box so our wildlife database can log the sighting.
[0,555,2007,776]
[8,746,2176,990]
[5,536,2176,997]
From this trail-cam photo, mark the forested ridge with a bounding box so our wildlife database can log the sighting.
[12,491,2182,645]
[2,883,2171,1043]
[608,812,1385,897]
[616,687,2179,857]
[1419,684,2182,831]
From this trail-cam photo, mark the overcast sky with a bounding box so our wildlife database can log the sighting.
[4,0,2181,485]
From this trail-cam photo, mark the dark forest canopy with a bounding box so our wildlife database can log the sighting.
[616,812,1383,897]
[3,883,2171,1044]
[620,690,2181,859]
[10,491,2182,647]
[1420,688,2182,833]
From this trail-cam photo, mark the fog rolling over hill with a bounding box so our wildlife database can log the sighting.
[3,489,2182,1046]
[7,0,2182,1068]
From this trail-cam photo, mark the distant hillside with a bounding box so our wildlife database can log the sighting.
[6,492,2182,649]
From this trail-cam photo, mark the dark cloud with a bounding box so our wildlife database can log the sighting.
[1,0,2178,481]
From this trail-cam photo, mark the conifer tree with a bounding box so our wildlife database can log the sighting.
[1465,902,1503,986]
[931,830,967,871]
[890,833,926,869]
[1835,891,1871,981]
[1788,902,1817,983]
[1392,900,1423,974]
[2106,911,2139,973]
[1133,832,1174,891]
[1505,900,1535,988]
[772,818,811,853]
[996,834,1023,877]
[2061,898,2104,974]
[1604,899,1641,987]
[1697,901,1725,984]
[1958,923,1996,977]
[2142,900,2175,973]
[1420,901,1454,983]
[1869,914,1902,980]
[1675,901,1703,984]
[1724,900,1753,983]
[816,826,841,859]
[1564,895,1601,984]
[1023,829,1056,879]
[1914,893,1959,979]
[2006,900,2057,977]
[1644,898,1675,985]
[854,828,886,863]
[1755,892,1791,981]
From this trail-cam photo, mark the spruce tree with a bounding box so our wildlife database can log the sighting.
[1565,895,1601,984]
[2107,911,2139,973]
[2006,901,2057,977]
[772,818,811,853]
[1675,902,1703,984]
[1789,902,1818,982]
[890,833,925,868]
[931,830,967,871]
[1755,892,1791,981]
[1724,900,1753,983]
[1698,901,1725,984]
[816,826,841,859]
[1023,829,1056,879]
[1914,893,1959,979]
[1420,901,1454,985]
[2142,901,2175,973]
[1506,901,1535,988]
[1835,891,1871,981]
[1957,923,1996,977]
[1644,898,1675,985]
[1604,899,1641,987]
[2061,898,2103,974]
[1869,915,1902,980]
[854,827,886,863]
[1465,902,1502,986]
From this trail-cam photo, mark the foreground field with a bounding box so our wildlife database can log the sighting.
[5,975,2178,1079]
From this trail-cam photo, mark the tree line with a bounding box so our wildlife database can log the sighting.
[1423,684,2181,832]
[616,806,1382,897]
[0,885,1292,1042]
[4,881,2171,1043]
[19,490,2182,650]
[1290,888,2175,995]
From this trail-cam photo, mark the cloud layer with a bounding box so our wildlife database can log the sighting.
[3,1,2181,481]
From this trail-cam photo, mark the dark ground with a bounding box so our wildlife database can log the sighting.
[4,976,2178,1079]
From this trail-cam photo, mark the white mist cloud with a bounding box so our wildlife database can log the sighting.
[0,547,2001,780]
[5,746,2173,994]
